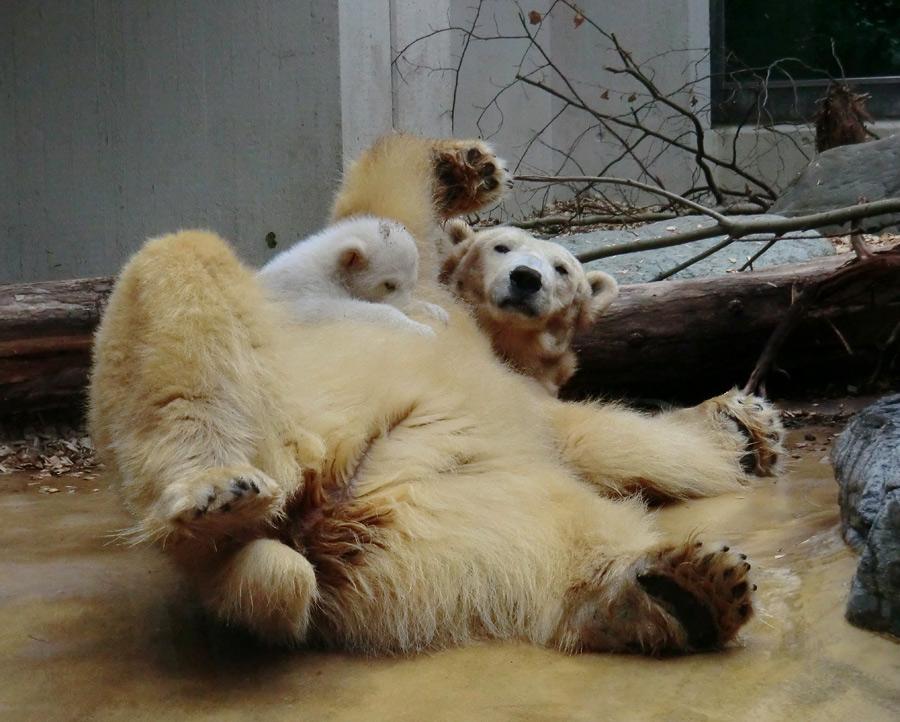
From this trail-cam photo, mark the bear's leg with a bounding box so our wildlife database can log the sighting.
[90,230,325,545]
[187,538,318,644]
[554,496,755,654]
[549,392,784,500]
[331,135,511,275]
[305,477,754,655]
[559,537,755,654]
[663,388,785,477]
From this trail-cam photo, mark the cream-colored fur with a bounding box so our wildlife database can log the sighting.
[440,220,617,395]
[258,215,448,337]
[89,134,785,654]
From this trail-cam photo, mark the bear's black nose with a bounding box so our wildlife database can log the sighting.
[509,266,542,294]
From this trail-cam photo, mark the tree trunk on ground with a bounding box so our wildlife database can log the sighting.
[0,278,114,415]
[565,248,900,403]
[1,250,899,415]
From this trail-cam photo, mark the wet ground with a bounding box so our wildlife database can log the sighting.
[2,425,898,722]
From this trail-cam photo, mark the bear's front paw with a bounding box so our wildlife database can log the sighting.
[432,140,512,217]
[159,465,285,540]
[637,540,755,652]
[712,390,785,477]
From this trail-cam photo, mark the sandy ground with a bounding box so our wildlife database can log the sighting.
[1,425,898,722]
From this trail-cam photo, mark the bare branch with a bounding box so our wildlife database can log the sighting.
[514,174,732,225]
[510,180,900,263]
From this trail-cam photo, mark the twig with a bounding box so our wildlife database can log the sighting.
[652,236,737,282]
[509,211,679,230]
[744,249,900,395]
[514,174,732,225]
[850,228,874,261]
[826,318,854,357]
[449,1,485,133]
[744,278,823,396]
[738,236,782,272]
[867,320,900,386]
[511,182,900,263]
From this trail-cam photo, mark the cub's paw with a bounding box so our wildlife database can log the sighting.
[283,427,327,477]
[408,320,438,338]
[160,465,285,540]
[418,301,451,325]
[432,140,512,217]
[709,390,785,477]
[636,540,755,652]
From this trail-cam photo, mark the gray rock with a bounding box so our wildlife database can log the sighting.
[831,394,900,638]
[557,215,833,283]
[769,134,900,234]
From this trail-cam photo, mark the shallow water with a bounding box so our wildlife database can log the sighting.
[1,426,898,722]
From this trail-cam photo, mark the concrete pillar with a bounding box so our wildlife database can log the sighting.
[389,0,454,137]
[338,0,394,163]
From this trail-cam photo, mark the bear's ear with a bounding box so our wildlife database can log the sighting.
[337,239,369,270]
[445,219,476,247]
[438,220,477,283]
[576,271,618,330]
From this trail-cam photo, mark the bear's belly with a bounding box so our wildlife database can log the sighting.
[272,317,566,547]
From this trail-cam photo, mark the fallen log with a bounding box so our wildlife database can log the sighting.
[566,247,900,403]
[0,278,114,414]
[0,248,898,415]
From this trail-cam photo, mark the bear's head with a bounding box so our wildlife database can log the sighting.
[335,218,420,306]
[439,220,617,333]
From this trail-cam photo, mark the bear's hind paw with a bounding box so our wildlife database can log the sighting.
[158,465,286,541]
[637,541,754,652]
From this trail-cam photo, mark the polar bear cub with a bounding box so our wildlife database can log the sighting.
[258,216,448,336]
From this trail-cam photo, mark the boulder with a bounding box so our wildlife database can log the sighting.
[831,394,900,638]
[769,134,900,234]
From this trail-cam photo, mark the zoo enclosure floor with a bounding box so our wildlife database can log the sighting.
[1,425,898,722]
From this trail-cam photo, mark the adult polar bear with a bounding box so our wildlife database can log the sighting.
[89,134,784,655]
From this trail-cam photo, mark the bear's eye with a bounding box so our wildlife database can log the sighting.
[554,264,569,276]
[494,244,510,254]
[383,281,397,292]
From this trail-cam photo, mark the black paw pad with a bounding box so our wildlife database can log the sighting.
[638,574,717,649]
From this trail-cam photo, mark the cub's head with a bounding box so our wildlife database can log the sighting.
[439,220,617,334]
[335,217,420,305]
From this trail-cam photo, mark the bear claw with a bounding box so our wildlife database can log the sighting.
[636,541,756,652]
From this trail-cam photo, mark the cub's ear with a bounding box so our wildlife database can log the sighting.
[576,271,618,330]
[337,238,369,270]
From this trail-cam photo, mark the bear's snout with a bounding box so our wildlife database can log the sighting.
[509,266,543,295]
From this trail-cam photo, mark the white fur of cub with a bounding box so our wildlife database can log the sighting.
[258,216,447,336]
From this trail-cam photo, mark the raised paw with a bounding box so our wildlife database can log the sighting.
[431,140,512,218]
[636,540,755,652]
[708,390,785,477]
[159,465,285,540]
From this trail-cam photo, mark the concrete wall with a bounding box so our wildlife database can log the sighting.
[2,0,343,284]
[4,0,882,284]
[393,0,716,216]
